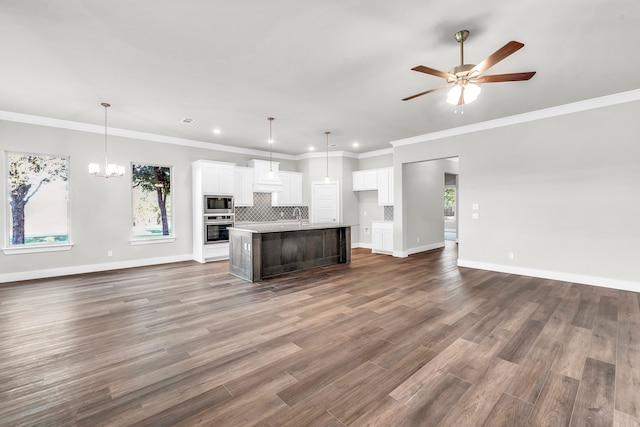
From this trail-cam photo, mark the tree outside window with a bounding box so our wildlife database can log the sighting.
[7,152,69,246]
[444,187,456,221]
[131,164,172,239]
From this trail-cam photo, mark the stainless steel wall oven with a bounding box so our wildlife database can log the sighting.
[204,214,234,244]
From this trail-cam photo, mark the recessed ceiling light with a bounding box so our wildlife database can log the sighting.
[352,142,359,148]
[213,128,221,135]
[309,146,315,151]
[181,117,195,124]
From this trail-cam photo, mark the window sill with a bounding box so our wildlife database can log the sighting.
[129,237,176,246]
[2,243,74,255]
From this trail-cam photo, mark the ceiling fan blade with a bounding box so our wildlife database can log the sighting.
[474,71,536,83]
[411,65,453,80]
[402,85,449,101]
[470,41,524,75]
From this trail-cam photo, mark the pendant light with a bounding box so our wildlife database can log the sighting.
[267,117,275,179]
[89,102,125,178]
[324,131,331,183]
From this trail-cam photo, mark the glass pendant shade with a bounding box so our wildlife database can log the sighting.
[446,83,481,105]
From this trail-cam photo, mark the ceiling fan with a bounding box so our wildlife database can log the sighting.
[402,30,536,106]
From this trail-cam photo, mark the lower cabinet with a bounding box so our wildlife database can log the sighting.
[371,221,393,254]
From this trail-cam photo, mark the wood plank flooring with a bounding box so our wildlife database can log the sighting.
[1,242,639,426]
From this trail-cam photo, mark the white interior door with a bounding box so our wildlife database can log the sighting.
[312,181,339,223]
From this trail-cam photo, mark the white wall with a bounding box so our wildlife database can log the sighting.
[394,100,640,290]
[0,120,296,281]
[403,160,445,254]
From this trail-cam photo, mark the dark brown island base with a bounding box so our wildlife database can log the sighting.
[229,222,353,282]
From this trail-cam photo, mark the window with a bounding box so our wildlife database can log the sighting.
[444,186,456,221]
[131,163,173,240]
[6,152,69,247]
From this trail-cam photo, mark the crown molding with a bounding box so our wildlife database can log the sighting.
[294,150,359,160]
[391,88,640,147]
[0,110,299,161]
[8,88,636,161]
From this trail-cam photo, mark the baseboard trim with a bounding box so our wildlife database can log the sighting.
[352,243,372,249]
[395,242,445,258]
[456,259,640,293]
[0,254,194,284]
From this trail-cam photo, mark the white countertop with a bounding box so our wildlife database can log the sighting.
[231,221,356,233]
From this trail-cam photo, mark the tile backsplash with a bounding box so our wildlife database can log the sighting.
[384,206,394,221]
[235,193,308,222]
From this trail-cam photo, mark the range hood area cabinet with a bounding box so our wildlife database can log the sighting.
[247,159,283,193]
[193,160,236,196]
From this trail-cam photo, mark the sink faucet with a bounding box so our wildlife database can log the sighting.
[293,207,302,224]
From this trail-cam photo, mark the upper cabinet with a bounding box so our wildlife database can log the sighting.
[377,168,394,206]
[352,167,394,206]
[234,166,254,207]
[194,160,236,195]
[272,171,303,206]
[352,170,378,191]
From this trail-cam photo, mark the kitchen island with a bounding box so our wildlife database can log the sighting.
[229,222,353,282]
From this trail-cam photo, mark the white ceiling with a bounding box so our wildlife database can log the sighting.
[2,1,639,155]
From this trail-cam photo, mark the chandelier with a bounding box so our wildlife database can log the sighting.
[89,102,125,178]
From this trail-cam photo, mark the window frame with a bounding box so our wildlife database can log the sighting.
[3,150,72,254]
[129,162,175,245]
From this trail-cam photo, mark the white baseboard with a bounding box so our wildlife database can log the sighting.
[0,254,194,284]
[352,242,372,249]
[457,259,640,293]
[395,242,445,258]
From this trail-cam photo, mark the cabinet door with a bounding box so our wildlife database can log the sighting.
[273,171,303,206]
[234,168,254,206]
[363,171,378,190]
[289,172,303,205]
[202,164,235,195]
[382,228,394,252]
[218,167,235,195]
[202,165,219,194]
[377,168,394,206]
[372,227,383,251]
[352,171,365,191]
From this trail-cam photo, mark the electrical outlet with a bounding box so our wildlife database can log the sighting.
[472,212,479,219]
[508,252,514,260]
[107,250,113,257]
[417,237,420,243]
[280,211,284,217]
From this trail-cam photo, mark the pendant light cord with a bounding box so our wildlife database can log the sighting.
[103,102,110,169]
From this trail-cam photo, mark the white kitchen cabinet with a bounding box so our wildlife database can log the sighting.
[200,161,235,195]
[352,170,378,191]
[192,160,236,263]
[234,167,254,206]
[372,221,393,254]
[377,168,394,206]
[272,171,303,206]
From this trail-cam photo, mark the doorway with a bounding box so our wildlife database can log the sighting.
[444,172,458,241]
[311,181,339,223]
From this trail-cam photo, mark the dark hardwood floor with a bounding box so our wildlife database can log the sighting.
[1,242,639,426]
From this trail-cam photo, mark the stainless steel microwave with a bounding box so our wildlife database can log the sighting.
[204,195,234,214]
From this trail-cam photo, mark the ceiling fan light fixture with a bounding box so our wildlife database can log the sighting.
[446,83,481,105]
